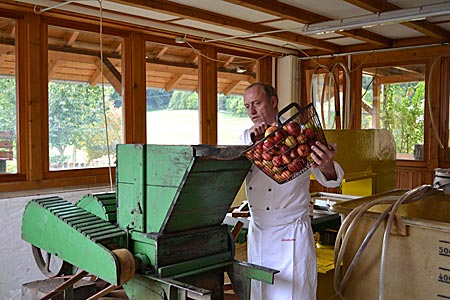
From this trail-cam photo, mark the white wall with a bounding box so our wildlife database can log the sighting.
[0,186,112,300]
[276,55,301,112]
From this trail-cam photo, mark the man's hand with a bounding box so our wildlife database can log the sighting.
[311,142,337,180]
[249,124,269,143]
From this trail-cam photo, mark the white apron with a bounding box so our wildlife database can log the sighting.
[241,129,344,300]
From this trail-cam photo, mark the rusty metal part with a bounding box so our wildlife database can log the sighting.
[31,245,73,277]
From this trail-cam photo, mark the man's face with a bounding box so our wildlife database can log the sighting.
[244,85,278,125]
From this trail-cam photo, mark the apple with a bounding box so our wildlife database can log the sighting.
[284,135,297,147]
[282,154,291,165]
[290,148,299,159]
[279,144,289,154]
[262,151,274,161]
[272,166,283,175]
[263,137,275,151]
[288,158,306,173]
[273,173,284,183]
[273,129,287,143]
[272,155,284,167]
[302,127,316,139]
[254,148,263,160]
[263,159,274,169]
[265,125,278,137]
[280,169,292,180]
[254,160,263,168]
[297,144,310,157]
[296,134,307,144]
[283,121,300,136]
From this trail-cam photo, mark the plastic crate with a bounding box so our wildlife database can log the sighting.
[243,103,328,184]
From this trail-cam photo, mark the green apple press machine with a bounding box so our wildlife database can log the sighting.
[21,144,278,299]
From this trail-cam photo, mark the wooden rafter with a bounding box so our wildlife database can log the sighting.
[48,59,62,79]
[223,56,234,68]
[65,31,79,47]
[185,51,198,64]
[156,45,169,59]
[165,74,183,91]
[223,0,392,47]
[223,80,240,95]
[344,0,450,40]
[94,57,122,95]
[110,0,341,52]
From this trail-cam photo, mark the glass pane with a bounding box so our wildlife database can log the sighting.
[310,70,345,130]
[217,53,255,145]
[48,25,123,170]
[362,64,425,160]
[0,17,17,174]
[145,41,199,144]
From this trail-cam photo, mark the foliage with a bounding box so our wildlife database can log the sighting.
[48,82,121,165]
[381,82,424,155]
[0,78,17,134]
[167,90,198,110]
[146,88,173,111]
[220,94,247,117]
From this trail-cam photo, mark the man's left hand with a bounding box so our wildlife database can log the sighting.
[311,142,337,180]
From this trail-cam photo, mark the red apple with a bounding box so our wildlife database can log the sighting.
[272,155,284,167]
[262,151,274,161]
[273,129,287,143]
[280,169,292,180]
[297,144,310,157]
[302,127,316,139]
[283,121,300,136]
[263,137,275,151]
[279,144,289,154]
[282,154,291,165]
[288,158,306,173]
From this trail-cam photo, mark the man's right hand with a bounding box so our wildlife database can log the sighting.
[249,124,268,143]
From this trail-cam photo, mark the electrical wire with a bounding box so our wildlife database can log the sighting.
[334,184,436,300]
[97,0,114,191]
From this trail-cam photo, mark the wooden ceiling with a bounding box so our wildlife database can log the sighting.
[1,0,450,94]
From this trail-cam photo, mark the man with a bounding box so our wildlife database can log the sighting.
[240,82,344,300]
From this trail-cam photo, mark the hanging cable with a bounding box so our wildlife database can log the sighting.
[97,0,114,191]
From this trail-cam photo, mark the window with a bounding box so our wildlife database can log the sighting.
[361,64,425,160]
[308,65,349,130]
[217,53,255,145]
[0,16,17,174]
[48,25,124,170]
[145,40,199,144]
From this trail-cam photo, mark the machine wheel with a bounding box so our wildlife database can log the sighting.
[31,245,74,277]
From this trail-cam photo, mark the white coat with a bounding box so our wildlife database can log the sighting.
[241,129,344,300]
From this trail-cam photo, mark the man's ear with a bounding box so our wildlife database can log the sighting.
[271,96,278,110]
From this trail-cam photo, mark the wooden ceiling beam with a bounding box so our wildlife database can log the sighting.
[48,59,62,79]
[94,57,122,95]
[344,0,450,40]
[185,52,198,64]
[89,68,102,86]
[223,0,392,47]
[155,45,169,59]
[223,80,240,95]
[165,73,183,91]
[222,56,234,68]
[110,0,340,52]
[65,31,79,47]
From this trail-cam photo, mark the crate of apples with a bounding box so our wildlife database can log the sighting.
[243,103,327,184]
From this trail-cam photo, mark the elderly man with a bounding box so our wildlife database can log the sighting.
[240,82,344,300]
